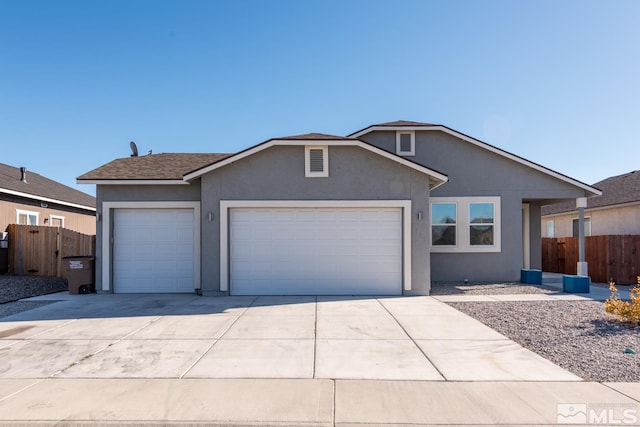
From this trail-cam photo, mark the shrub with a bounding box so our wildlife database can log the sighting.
[605,276,640,324]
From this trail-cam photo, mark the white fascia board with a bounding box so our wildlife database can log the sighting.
[350,125,601,197]
[183,139,449,186]
[350,126,432,136]
[0,188,96,212]
[77,179,189,185]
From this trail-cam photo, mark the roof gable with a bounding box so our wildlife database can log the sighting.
[183,136,449,188]
[542,170,640,215]
[349,121,601,197]
[0,163,95,211]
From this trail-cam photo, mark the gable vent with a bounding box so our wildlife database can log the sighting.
[305,146,329,177]
[309,149,325,172]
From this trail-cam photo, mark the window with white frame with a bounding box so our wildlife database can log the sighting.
[49,215,65,228]
[469,202,495,246]
[430,197,501,252]
[396,131,415,156]
[431,202,457,246]
[16,209,39,226]
[572,217,591,237]
[305,146,328,177]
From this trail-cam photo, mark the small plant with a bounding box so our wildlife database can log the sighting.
[605,276,640,324]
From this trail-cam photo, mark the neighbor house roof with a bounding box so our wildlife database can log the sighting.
[0,163,95,211]
[542,170,640,216]
[77,153,232,183]
[349,120,601,197]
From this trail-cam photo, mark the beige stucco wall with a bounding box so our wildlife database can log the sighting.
[542,203,640,238]
[0,199,96,235]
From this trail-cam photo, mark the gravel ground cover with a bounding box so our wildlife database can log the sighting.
[430,281,557,295]
[449,300,640,382]
[0,275,67,304]
[0,275,67,318]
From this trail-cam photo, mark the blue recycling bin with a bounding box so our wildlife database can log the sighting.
[562,275,590,293]
[520,269,542,285]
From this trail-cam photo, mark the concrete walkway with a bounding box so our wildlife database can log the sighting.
[435,273,630,302]
[0,293,638,425]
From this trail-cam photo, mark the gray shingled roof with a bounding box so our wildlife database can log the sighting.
[0,163,95,209]
[347,120,438,137]
[274,133,354,140]
[78,153,232,181]
[374,120,437,127]
[542,170,640,215]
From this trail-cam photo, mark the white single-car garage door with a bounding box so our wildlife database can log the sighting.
[230,207,402,295]
[113,208,195,293]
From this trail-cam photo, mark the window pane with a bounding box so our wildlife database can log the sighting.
[18,214,27,225]
[28,214,37,225]
[432,225,456,245]
[470,203,494,224]
[573,218,591,237]
[400,133,412,152]
[546,221,554,238]
[432,203,456,224]
[470,225,494,245]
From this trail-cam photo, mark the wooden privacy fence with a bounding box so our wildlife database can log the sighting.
[542,235,640,285]
[7,224,96,279]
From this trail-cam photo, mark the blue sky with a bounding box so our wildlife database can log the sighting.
[1,0,638,196]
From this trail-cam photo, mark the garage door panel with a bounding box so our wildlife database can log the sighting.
[230,207,402,295]
[113,208,195,293]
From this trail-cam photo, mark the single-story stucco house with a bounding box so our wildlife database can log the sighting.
[77,120,601,295]
[0,163,96,235]
[542,170,640,238]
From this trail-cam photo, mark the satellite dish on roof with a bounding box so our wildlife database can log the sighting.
[130,141,139,157]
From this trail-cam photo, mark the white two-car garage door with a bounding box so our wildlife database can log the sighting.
[229,207,402,295]
[113,208,195,293]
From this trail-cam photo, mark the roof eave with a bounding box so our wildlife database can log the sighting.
[543,199,640,217]
[0,188,96,212]
[77,179,190,185]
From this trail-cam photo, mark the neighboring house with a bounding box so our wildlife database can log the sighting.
[542,170,640,238]
[0,163,96,235]
[77,120,600,295]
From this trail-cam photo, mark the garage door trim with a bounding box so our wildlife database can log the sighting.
[220,200,412,293]
[102,201,201,292]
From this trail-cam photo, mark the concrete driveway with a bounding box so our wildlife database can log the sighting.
[0,293,579,382]
[2,293,640,425]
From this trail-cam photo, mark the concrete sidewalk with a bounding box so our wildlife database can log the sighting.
[0,378,638,425]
